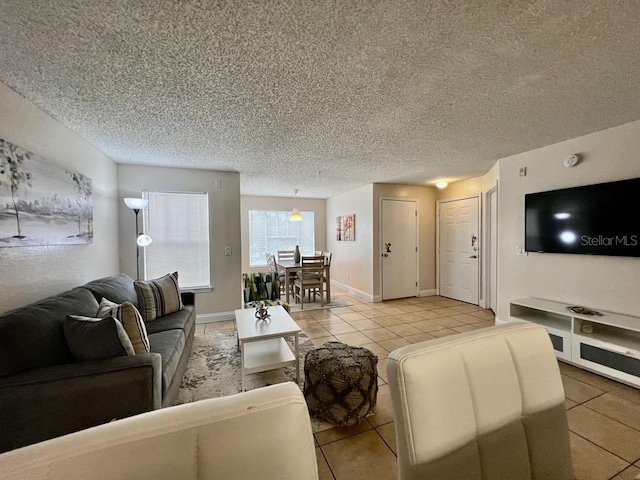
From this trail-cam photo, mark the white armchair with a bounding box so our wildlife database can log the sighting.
[0,382,318,480]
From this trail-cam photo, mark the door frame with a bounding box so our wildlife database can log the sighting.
[379,196,419,301]
[483,184,498,311]
[436,193,481,303]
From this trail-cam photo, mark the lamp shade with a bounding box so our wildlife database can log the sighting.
[124,198,149,210]
[136,234,153,247]
[289,208,303,222]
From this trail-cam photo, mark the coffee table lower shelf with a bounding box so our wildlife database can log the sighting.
[241,337,298,391]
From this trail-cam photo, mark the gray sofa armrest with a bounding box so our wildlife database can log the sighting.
[0,353,162,453]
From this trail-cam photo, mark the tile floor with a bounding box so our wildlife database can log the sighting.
[196,289,640,480]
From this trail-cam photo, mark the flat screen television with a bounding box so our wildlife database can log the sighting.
[525,178,640,257]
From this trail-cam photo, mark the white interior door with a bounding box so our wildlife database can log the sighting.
[381,199,417,300]
[489,188,498,312]
[439,197,480,304]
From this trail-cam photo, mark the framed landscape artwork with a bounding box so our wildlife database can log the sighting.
[336,214,355,241]
[0,138,93,247]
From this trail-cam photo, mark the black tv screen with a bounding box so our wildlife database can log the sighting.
[525,178,640,257]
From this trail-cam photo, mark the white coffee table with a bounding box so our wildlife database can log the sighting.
[234,306,302,392]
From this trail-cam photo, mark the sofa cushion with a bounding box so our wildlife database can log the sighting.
[84,274,139,307]
[143,305,195,336]
[97,299,150,354]
[64,316,135,362]
[0,288,99,377]
[134,272,183,322]
[149,329,185,397]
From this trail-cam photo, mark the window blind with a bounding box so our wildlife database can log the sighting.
[142,191,210,289]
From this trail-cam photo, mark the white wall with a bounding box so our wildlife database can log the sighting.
[497,119,640,322]
[326,184,374,299]
[240,195,326,273]
[373,184,438,298]
[0,83,119,314]
[118,165,241,319]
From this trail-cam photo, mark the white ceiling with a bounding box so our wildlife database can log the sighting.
[1,1,639,198]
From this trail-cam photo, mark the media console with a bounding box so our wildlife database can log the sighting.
[509,297,640,388]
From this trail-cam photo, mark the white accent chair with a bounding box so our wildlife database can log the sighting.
[0,382,318,480]
[387,322,573,480]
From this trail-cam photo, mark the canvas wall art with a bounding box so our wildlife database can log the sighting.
[0,138,93,247]
[336,214,355,241]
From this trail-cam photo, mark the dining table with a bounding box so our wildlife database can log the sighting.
[275,259,331,305]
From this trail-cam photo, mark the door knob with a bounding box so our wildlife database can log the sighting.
[382,253,389,257]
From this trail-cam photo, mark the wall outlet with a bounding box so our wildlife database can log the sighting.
[224,246,232,256]
[516,247,528,256]
[519,167,527,177]
[215,179,222,188]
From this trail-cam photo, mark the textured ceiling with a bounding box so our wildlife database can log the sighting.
[1,1,640,198]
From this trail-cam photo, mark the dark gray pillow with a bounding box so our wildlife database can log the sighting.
[64,315,135,362]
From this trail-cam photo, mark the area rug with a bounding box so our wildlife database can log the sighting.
[175,331,334,432]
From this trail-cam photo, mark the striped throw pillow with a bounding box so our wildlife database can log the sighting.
[134,271,183,322]
[97,298,150,354]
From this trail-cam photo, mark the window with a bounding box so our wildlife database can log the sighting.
[248,210,315,267]
[142,191,210,289]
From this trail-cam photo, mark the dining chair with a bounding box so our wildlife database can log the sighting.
[277,250,295,262]
[265,253,286,291]
[276,250,296,297]
[293,255,325,309]
[321,252,332,292]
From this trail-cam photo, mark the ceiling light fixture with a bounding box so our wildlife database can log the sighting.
[435,181,448,189]
[290,189,302,221]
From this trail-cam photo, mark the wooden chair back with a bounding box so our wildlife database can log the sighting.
[277,250,295,262]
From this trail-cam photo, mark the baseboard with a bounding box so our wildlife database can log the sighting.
[196,311,235,324]
[331,280,377,303]
[494,315,508,325]
[419,289,437,297]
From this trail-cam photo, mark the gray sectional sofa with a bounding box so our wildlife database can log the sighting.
[0,274,196,453]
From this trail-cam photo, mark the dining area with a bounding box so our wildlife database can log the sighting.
[265,249,332,309]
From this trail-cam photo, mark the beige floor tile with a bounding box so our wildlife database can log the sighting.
[371,315,406,327]
[567,405,640,462]
[314,420,373,446]
[316,448,336,480]
[376,422,397,456]
[378,358,389,383]
[304,325,333,339]
[310,310,342,320]
[315,316,349,326]
[470,310,496,321]
[570,432,629,480]
[387,323,423,337]
[404,332,436,344]
[565,398,578,410]
[348,319,383,331]
[329,306,356,315]
[378,337,412,352]
[378,375,387,386]
[335,331,375,346]
[559,362,623,392]
[348,304,377,313]
[291,311,313,320]
[359,342,390,360]
[321,430,397,480]
[429,307,461,316]
[296,319,321,329]
[204,322,234,334]
[323,322,358,335]
[428,328,458,338]
[449,313,485,325]
[612,465,640,480]
[431,316,466,328]
[375,307,405,315]
[452,325,483,333]
[368,384,394,427]
[562,375,605,404]
[362,327,399,342]
[194,324,206,335]
[389,313,423,324]
[360,309,393,319]
[449,304,484,313]
[611,384,640,406]
[585,393,640,432]
[339,312,368,322]
[312,335,337,346]
[395,305,424,313]
[409,319,446,333]
[412,310,447,320]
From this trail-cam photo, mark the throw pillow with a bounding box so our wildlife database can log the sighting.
[64,315,135,362]
[97,298,151,354]
[134,271,183,322]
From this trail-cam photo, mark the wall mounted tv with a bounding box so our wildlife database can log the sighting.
[525,177,640,257]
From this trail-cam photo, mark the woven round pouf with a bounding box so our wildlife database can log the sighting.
[304,342,378,427]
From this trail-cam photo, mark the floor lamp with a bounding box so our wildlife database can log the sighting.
[124,198,152,279]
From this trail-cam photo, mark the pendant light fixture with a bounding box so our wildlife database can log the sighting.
[289,189,302,221]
